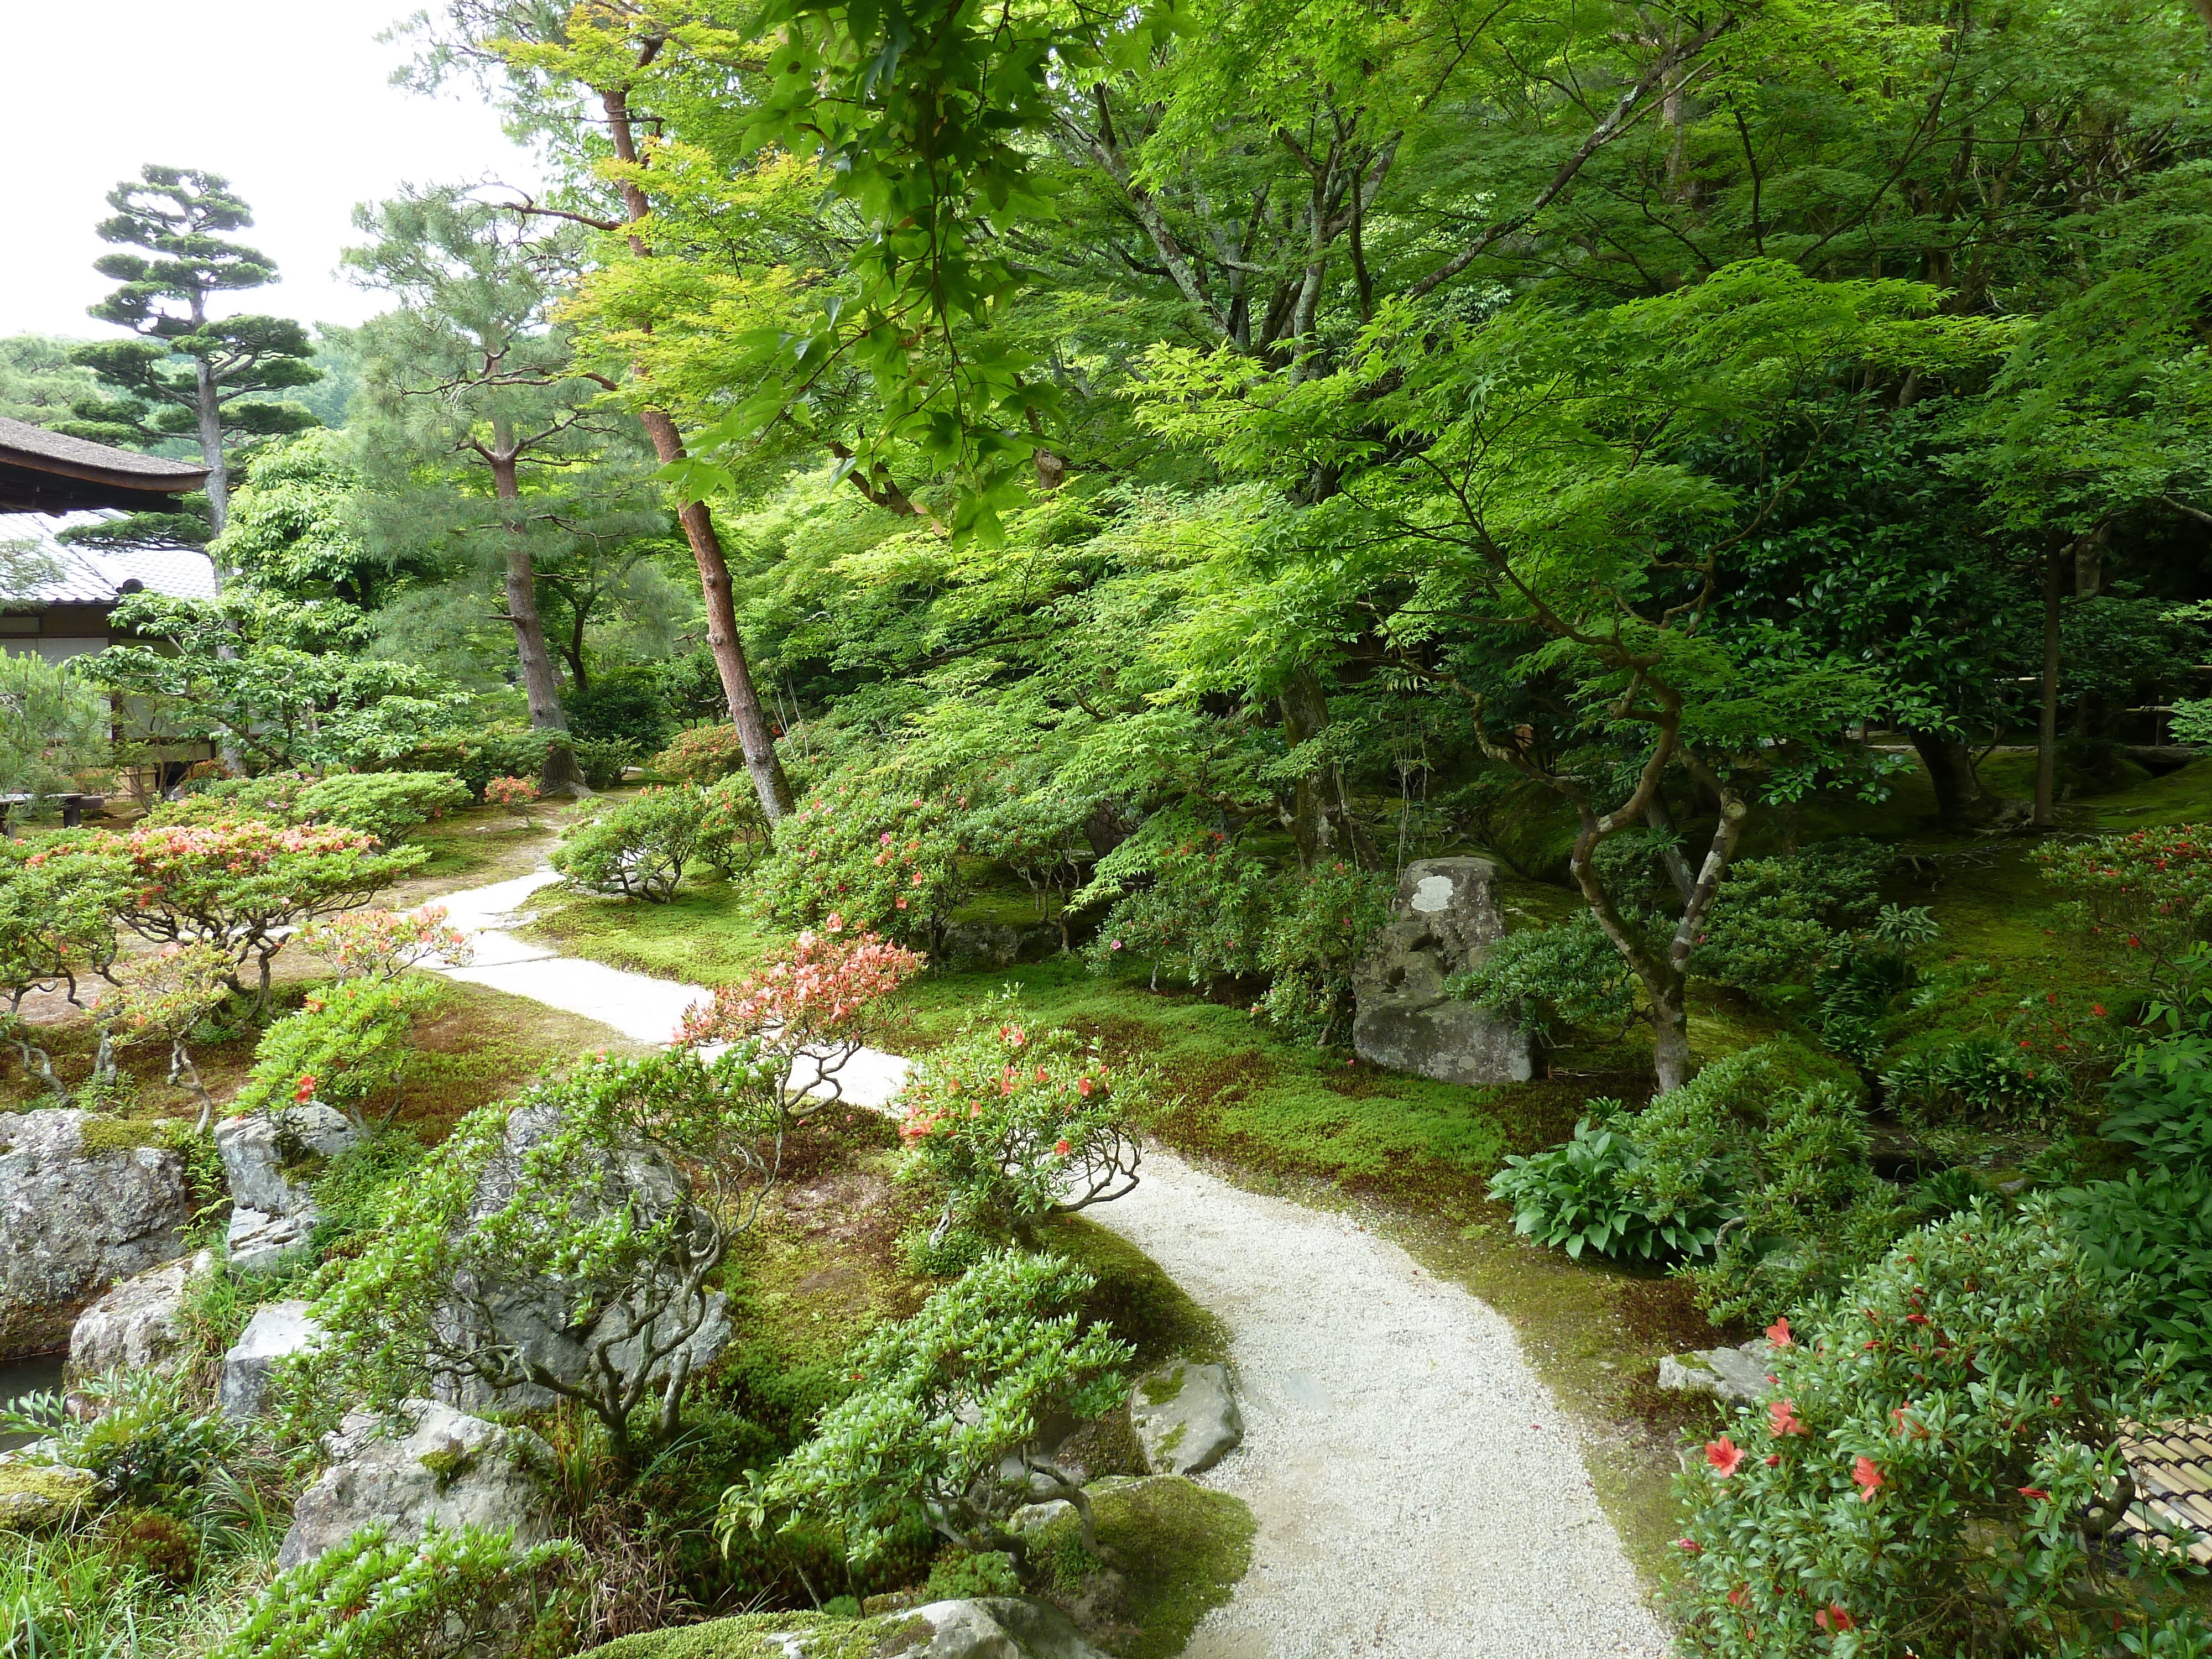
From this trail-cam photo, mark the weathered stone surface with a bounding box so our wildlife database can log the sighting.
[1351,858,1536,1086]
[0,1110,193,1357]
[66,1249,214,1380]
[938,921,1060,972]
[437,1103,731,1410]
[214,1105,358,1217]
[1656,1340,1777,1404]
[218,1300,323,1420]
[0,1462,98,1530]
[225,1208,320,1275]
[276,1399,552,1572]
[1129,1360,1241,1477]
[1008,1499,1074,1538]
[880,1599,1112,1659]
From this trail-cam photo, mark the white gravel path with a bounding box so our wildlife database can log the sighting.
[417,872,1671,1658]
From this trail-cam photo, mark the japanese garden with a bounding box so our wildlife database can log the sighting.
[6,1,2212,1655]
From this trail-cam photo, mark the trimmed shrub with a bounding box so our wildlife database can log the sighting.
[231,975,439,1131]
[750,782,965,949]
[361,725,554,797]
[652,724,749,785]
[552,787,706,902]
[299,771,472,846]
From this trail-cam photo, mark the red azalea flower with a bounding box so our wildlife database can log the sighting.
[294,1074,318,1103]
[1766,1316,1792,1348]
[1053,1139,1071,1156]
[1768,1399,1807,1437]
[1726,1587,1749,1609]
[1675,1537,1702,1554]
[1852,1456,1885,1500]
[1704,1437,1744,1477]
[2019,1486,2049,1500]
[1815,1604,1855,1633]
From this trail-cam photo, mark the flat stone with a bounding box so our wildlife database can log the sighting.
[225,1207,319,1275]
[1352,858,1535,1086]
[1129,1360,1241,1477]
[276,1398,553,1571]
[66,1249,214,1380]
[218,1300,323,1420]
[214,1106,358,1217]
[0,1110,193,1357]
[1656,1340,1778,1404]
[880,1598,1112,1659]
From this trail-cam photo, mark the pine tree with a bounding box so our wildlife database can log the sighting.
[62,166,322,547]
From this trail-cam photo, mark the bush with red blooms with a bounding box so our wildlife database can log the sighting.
[894,993,1142,1253]
[748,783,965,951]
[2041,825,2212,1026]
[83,818,425,1010]
[1672,1205,2212,1656]
[483,775,540,826]
[675,926,925,1105]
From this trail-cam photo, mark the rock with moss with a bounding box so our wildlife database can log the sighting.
[1351,858,1535,1085]
[214,1104,358,1216]
[276,1398,552,1571]
[224,1207,317,1275]
[1657,1338,1776,1404]
[0,1460,98,1530]
[576,1597,1110,1659]
[0,1109,193,1357]
[66,1248,214,1380]
[1039,1475,1256,1659]
[1128,1361,1241,1477]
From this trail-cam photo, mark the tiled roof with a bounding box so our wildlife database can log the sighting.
[0,417,208,488]
[2120,1422,2212,1566]
[0,512,216,606]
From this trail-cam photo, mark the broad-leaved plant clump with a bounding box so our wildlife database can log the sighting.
[725,1250,1132,1575]
[1488,1110,1725,1262]
[1672,1206,2212,1657]
[895,994,1143,1251]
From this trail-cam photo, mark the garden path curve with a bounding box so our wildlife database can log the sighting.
[418,871,1671,1659]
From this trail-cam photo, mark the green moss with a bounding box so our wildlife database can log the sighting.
[1041,1217,1228,1368]
[75,1117,179,1155]
[576,1609,885,1659]
[1137,1366,1186,1407]
[1076,1474,1255,1659]
[520,877,773,985]
[0,1464,98,1529]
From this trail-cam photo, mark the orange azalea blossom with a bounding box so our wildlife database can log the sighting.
[294,1074,318,1103]
[1768,1399,1807,1437]
[1815,1604,1855,1633]
[1766,1316,1792,1347]
[1853,1456,1885,1500]
[1704,1437,1744,1477]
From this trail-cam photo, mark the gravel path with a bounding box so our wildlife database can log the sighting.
[420,872,1670,1658]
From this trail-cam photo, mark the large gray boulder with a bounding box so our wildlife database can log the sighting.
[0,1110,193,1357]
[218,1300,324,1420]
[214,1105,358,1216]
[1350,858,1536,1086]
[881,1599,1112,1659]
[225,1209,318,1276]
[275,1399,552,1572]
[1129,1360,1241,1477]
[435,1102,731,1411]
[66,1249,214,1380]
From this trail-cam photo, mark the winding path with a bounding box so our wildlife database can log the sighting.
[419,873,1670,1659]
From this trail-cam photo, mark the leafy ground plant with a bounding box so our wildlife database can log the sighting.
[1488,1109,1723,1262]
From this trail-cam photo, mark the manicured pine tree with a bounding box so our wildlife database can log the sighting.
[61,165,322,553]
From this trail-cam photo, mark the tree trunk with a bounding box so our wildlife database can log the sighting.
[1280,665,1371,869]
[638,411,794,820]
[593,77,795,825]
[1909,730,1990,833]
[489,442,583,795]
[2034,533,2065,829]
[193,357,229,542]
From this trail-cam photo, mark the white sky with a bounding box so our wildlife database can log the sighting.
[3,0,541,341]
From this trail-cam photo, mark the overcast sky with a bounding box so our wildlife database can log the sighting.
[5,0,541,341]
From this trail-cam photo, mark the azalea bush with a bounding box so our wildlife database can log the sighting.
[2042,826,2212,1027]
[750,783,966,950]
[1452,911,1638,1046]
[895,996,1142,1251]
[484,774,540,825]
[231,975,439,1131]
[1631,1044,1905,1323]
[87,818,425,1010]
[1672,1206,2212,1657]
[297,905,473,983]
[207,1523,579,1659]
[724,1250,1131,1575]
[676,926,925,1102]
[1080,812,1272,990]
[296,770,472,846]
[0,834,123,1097]
[1881,1035,2072,1128]
[91,943,233,1128]
[2101,1036,2212,1162]
[309,1050,785,1469]
[1254,861,1392,1046]
[1687,841,1892,1001]
[697,772,771,877]
[551,786,707,902]
[355,723,554,797]
[650,723,749,784]
[1489,1110,1726,1262]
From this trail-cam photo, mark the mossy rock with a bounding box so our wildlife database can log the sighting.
[1038,1475,1255,1659]
[0,1463,98,1530]
[576,1609,884,1659]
